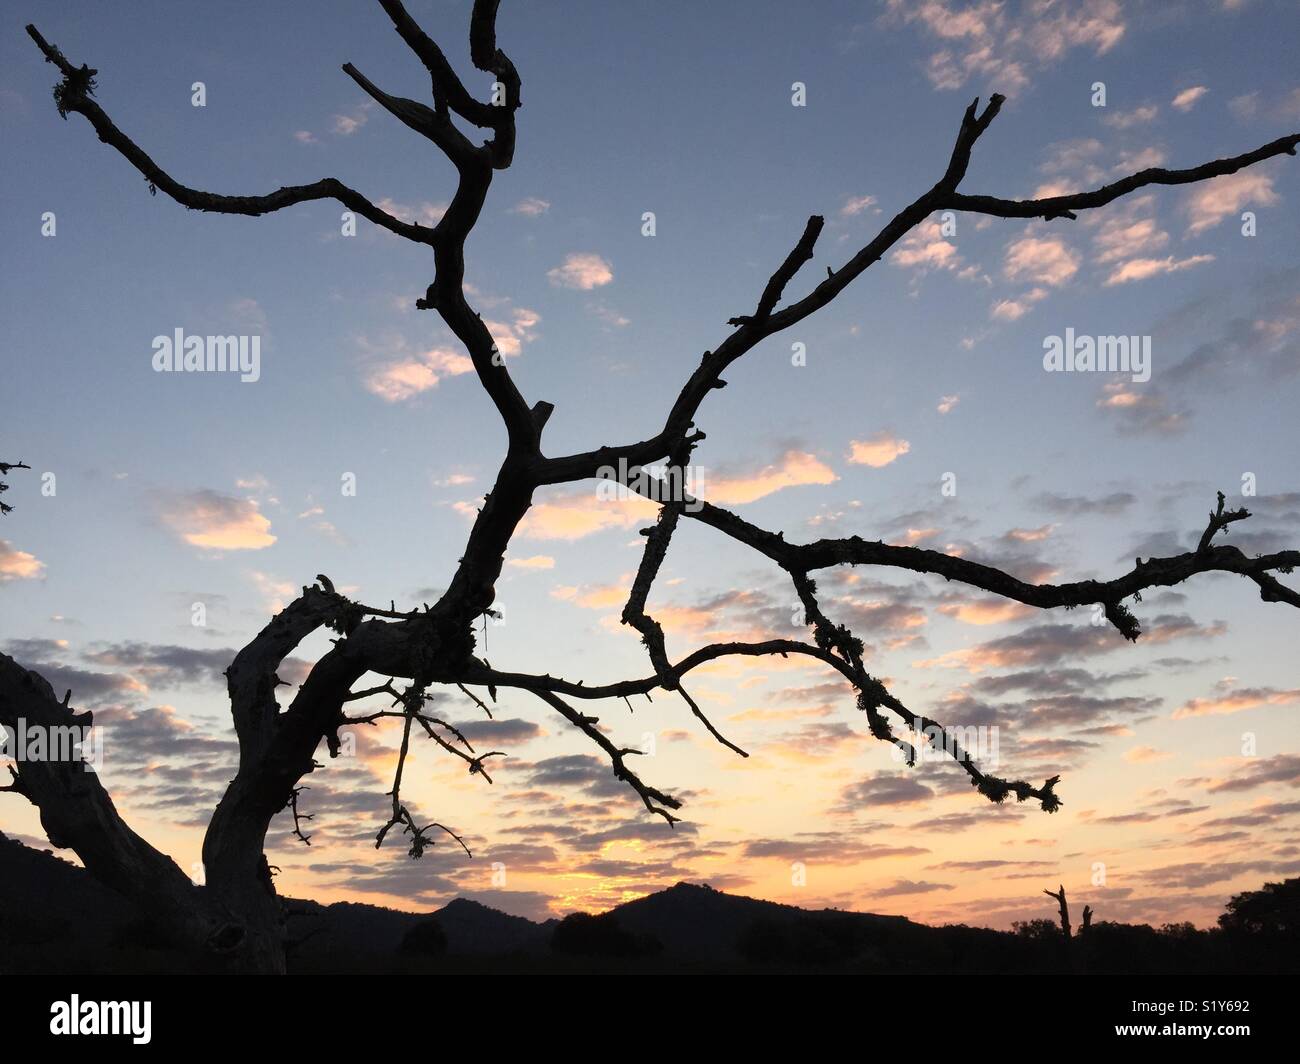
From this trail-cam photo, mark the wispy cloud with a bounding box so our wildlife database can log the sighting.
[1172,86,1209,112]
[510,197,551,217]
[1185,171,1279,235]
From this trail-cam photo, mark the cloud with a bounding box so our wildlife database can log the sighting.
[510,197,550,217]
[1173,682,1300,720]
[364,347,474,402]
[840,194,878,216]
[937,598,1034,625]
[513,491,656,541]
[989,288,1048,320]
[512,452,835,535]
[506,554,555,570]
[548,252,613,290]
[81,643,235,688]
[872,879,955,897]
[1206,754,1300,793]
[1123,745,1173,763]
[1103,254,1215,286]
[937,394,960,414]
[1171,86,1209,112]
[1185,171,1278,235]
[708,451,837,505]
[588,303,631,328]
[331,104,371,136]
[882,0,1124,96]
[1032,491,1135,516]
[249,571,296,613]
[551,579,631,611]
[2,638,70,660]
[452,718,544,744]
[847,432,911,468]
[1091,196,1169,264]
[0,540,44,581]
[891,219,960,274]
[158,490,276,550]
[917,615,1222,672]
[375,197,446,226]
[1003,235,1079,287]
[1102,104,1159,129]
[742,834,928,862]
[484,307,541,357]
[1095,382,1188,436]
[1163,284,1300,389]
[7,663,146,703]
[836,773,936,809]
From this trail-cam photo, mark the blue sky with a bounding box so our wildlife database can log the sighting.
[1,0,1299,926]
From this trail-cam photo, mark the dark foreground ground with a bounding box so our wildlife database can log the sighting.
[2,831,1296,974]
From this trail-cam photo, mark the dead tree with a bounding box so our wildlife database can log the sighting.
[3,2,1298,972]
[1044,884,1093,973]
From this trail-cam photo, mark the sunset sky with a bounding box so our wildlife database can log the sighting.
[2,0,1298,929]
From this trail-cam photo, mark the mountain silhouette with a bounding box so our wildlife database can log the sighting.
[2,832,1295,974]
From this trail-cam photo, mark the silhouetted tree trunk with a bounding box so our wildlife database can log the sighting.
[1044,885,1093,974]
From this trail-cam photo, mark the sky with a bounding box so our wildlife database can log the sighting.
[1,0,1299,929]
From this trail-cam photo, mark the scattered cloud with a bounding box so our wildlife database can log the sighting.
[708,451,837,505]
[847,432,911,468]
[1102,104,1159,129]
[1173,682,1300,720]
[881,0,1125,96]
[0,540,44,581]
[1003,235,1079,288]
[331,103,372,136]
[548,252,614,290]
[1186,171,1278,235]
[1171,86,1209,112]
[507,555,556,570]
[891,219,961,275]
[510,197,550,217]
[364,347,474,402]
[841,194,878,216]
[1095,381,1187,436]
[1104,253,1215,286]
[1124,746,1173,764]
[375,197,446,227]
[512,492,656,541]
[158,490,276,551]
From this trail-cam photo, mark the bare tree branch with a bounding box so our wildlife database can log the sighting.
[24,25,435,245]
[654,487,1299,642]
[529,687,682,825]
[947,133,1300,220]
